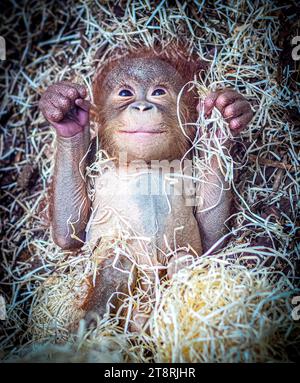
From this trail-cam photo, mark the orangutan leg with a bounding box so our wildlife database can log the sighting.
[84,253,137,324]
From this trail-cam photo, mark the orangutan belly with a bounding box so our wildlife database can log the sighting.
[85,166,202,264]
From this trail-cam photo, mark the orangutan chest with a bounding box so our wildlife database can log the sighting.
[85,168,201,253]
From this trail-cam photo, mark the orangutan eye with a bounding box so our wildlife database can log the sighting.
[152,88,166,96]
[119,89,133,97]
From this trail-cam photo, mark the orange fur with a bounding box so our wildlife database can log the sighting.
[92,43,207,125]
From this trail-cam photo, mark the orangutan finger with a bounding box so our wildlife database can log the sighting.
[215,90,242,114]
[223,100,251,120]
[58,81,87,98]
[40,101,64,123]
[51,83,80,100]
[203,91,219,116]
[47,92,72,114]
[229,111,253,131]
[75,98,91,112]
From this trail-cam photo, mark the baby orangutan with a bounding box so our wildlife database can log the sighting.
[39,47,253,331]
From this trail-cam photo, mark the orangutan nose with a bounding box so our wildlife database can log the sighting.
[130,102,154,112]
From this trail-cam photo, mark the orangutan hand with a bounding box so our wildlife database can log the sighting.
[199,89,253,135]
[39,81,90,138]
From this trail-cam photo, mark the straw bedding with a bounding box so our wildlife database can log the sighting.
[0,0,299,362]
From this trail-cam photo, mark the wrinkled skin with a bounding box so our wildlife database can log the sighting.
[199,88,253,134]
[39,57,253,332]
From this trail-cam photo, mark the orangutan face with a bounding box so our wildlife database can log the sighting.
[94,58,193,162]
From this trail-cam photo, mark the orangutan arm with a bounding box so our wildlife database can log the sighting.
[39,81,92,250]
[52,129,91,250]
[195,155,232,254]
[195,88,253,253]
